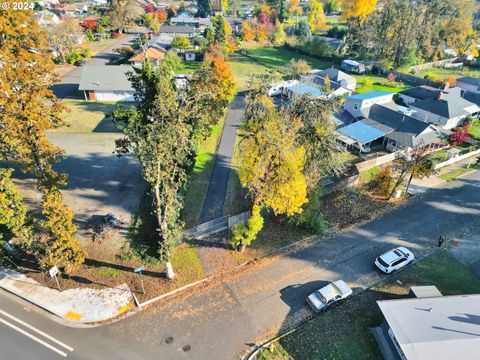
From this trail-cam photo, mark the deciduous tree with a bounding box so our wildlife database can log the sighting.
[0,169,27,242]
[44,19,84,63]
[308,0,327,32]
[110,0,142,33]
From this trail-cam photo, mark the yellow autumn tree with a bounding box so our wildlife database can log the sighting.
[308,0,327,32]
[0,4,86,271]
[340,0,376,24]
[233,95,307,251]
[241,21,255,42]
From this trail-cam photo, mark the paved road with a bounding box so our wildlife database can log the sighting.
[199,94,246,223]
[51,34,138,99]
[1,171,479,359]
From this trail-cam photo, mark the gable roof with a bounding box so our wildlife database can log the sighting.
[410,94,474,118]
[79,66,134,92]
[128,47,166,62]
[399,86,441,101]
[159,25,196,34]
[318,68,356,85]
[457,76,480,86]
[378,294,480,360]
[368,104,444,147]
[348,91,393,101]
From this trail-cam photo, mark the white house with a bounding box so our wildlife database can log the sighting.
[344,91,394,119]
[409,87,480,129]
[79,66,135,102]
[456,77,480,94]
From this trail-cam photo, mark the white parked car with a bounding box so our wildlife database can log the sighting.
[375,247,414,274]
[306,280,353,312]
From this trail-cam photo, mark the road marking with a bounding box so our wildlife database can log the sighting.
[0,309,73,351]
[0,317,68,357]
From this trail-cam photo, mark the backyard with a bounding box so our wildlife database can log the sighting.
[258,250,480,360]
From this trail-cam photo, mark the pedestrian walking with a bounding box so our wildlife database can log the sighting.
[438,235,445,247]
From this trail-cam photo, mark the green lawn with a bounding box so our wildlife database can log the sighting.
[413,66,480,81]
[260,250,480,360]
[359,166,381,184]
[230,46,334,90]
[182,119,225,228]
[469,120,480,140]
[354,74,411,94]
[51,101,120,133]
[439,162,480,181]
[177,60,201,74]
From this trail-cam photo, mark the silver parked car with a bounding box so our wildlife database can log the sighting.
[306,280,353,312]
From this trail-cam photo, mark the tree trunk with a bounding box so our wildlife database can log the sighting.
[239,243,247,252]
[405,172,414,195]
[165,261,175,279]
[154,184,176,280]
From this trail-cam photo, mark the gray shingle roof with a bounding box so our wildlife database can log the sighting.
[318,68,356,85]
[457,76,480,86]
[411,94,474,118]
[368,104,445,147]
[159,25,196,34]
[78,66,134,91]
[399,87,441,100]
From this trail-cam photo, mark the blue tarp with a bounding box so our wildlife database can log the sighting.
[338,121,386,144]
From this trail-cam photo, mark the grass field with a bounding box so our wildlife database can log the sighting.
[413,66,480,82]
[182,119,225,228]
[230,46,335,90]
[259,250,480,360]
[469,120,480,140]
[51,101,120,133]
[354,74,411,93]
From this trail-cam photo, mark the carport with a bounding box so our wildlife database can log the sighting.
[336,121,386,151]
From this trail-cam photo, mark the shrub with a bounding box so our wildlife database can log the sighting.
[326,26,347,39]
[81,48,93,58]
[448,126,470,145]
[363,78,373,88]
[67,51,82,64]
[372,167,395,197]
[290,188,328,234]
[113,46,135,55]
[444,76,457,87]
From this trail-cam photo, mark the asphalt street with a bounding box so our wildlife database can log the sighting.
[1,171,479,359]
[51,33,139,99]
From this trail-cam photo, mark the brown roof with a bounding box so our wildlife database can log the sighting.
[128,47,166,62]
[82,15,100,22]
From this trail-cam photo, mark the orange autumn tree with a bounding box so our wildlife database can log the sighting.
[0,3,85,272]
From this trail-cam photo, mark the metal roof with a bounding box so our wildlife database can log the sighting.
[378,294,480,360]
[338,121,385,144]
[348,90,393,101]
[288,83,324,97]
[78,66,134,92]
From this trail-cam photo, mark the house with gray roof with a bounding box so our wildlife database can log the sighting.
[374,289,480,360]
[336,104,445,152]
[457,76,480,94]
[344,91,395,119]
[79,66,135,102]
[398,86,441,105]
[409,87,480,129]
[317,68,356,91]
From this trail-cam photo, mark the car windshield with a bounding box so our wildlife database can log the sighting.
[315,291,327,304]
[331,284,343,297]
[377,257,389,267]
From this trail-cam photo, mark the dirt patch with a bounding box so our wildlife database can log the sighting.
[53,64,76,78]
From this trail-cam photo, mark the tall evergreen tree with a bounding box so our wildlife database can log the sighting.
[198,0,211,17]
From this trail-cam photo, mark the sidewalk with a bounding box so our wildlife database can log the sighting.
[0,268,133,325]
[409,154,479,194]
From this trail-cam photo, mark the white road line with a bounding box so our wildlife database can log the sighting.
[0,317,68,357]
[0,309,73,351]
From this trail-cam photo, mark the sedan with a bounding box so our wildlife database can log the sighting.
[306,280,353,312]
[375,247,414,274]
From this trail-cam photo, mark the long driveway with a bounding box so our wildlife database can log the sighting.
[0,171,479,359]
[199,94,246,223]
[51,33,139,99]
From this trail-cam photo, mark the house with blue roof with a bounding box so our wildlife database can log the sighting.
[344,91,394,119]
[285,83,324,99]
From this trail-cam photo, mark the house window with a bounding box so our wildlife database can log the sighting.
[354,103,359,110]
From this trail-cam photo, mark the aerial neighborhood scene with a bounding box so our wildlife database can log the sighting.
[2,0,480,358]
